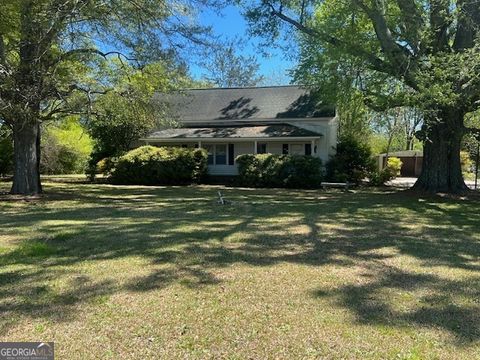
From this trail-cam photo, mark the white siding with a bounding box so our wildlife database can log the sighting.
[286,118,338,163]
[234,142,254,158]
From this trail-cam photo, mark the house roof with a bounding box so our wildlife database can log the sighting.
[154,85,335,122]
[146,124,322,140]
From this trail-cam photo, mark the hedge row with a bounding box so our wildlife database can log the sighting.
[109,146,207,185]
[236,154,323,188]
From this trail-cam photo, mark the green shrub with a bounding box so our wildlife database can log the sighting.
[385,157,402,177]
[96,157,118,176]
[86,149,111,181]
[41,136,81,174]
[370,156,403,186]
[326,137,376,183]
[110,146,207,185]
[236,154,323,188]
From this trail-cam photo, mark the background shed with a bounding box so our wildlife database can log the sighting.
[378,150,423,177]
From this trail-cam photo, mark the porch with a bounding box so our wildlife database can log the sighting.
[141,125,323,175]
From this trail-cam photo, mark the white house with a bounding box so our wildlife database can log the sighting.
[140,85,338,176]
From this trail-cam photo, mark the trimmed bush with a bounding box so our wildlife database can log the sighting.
[385,156,402,177]
[96,157,118,176]
[109,146,207,185]
[326,137,376,183]
[236,154,323,188]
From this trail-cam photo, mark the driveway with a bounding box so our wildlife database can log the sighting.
[388,177,478,190]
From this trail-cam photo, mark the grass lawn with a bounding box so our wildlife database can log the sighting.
[1,180,480,359]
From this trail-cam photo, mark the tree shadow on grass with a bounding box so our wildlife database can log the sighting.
[0,184,480,342]
[312,264,480,344]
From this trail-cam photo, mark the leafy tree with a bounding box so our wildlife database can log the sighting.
[463,111,480,180]
[336,94,372,142]
[86,62,182,157]
[371,107,423,154]
[369,134,389,155]
[0,0,223,195]
[293,31,373,142]
[84,61,191,179]
[41,117,93,174]
[243,0,480,192]
[0,124,13,176]
[201,39,265,87]
[402,108,423,151]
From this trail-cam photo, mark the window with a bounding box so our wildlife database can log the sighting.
[282,144,289,155]
[204,144,232,165]
[205,144,214,165]
[215,144,227,165]
[257,143,267,154]
[305,143,312,156]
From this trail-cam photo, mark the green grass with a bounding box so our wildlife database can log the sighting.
[0,180,480,359]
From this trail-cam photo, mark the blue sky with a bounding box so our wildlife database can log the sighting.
[191,5,295,85]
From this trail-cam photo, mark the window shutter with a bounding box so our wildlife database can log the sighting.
[228,144,235,165]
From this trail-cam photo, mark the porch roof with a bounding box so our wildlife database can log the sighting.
[145,124,322,140]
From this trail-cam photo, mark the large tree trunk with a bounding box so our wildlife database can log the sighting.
[10,122,42,195]
[413,110,468,193]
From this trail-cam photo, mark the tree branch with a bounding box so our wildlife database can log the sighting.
[353,0,417,85]
[429,0,452,52]
[266,1,418,89]
[267,4,386,71]
[453,0,480,51]
[395,0,423,54]
[54,48,138,67]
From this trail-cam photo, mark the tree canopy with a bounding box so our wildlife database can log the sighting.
[0,0,225,194]
[201,39,265,87]
[243,0,480,192]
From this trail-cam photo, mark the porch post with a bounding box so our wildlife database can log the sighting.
[198,141,202,148]
[254,140,258,154]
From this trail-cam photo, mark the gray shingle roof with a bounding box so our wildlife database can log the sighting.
[154,86,335,122]
[147,124,322,139]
